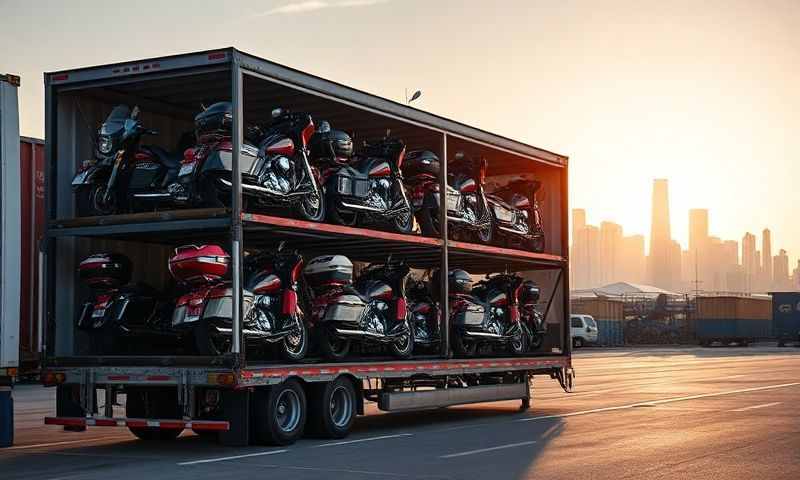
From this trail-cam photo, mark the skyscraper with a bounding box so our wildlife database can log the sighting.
[600,221,623,284]
[621,234,646,284]
[774,249,790,291]
[571,209,588,288]
[762,228,772,289]
[648,179,673,290]
[742,233,757,292]
[688,209,709,288]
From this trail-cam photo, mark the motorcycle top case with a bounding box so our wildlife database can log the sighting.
[195,101,232,137]
[78,253,132,290]
[169,244,230,285]
[309,128,353,160]
[402,150,440,178]
[304,255,354,290]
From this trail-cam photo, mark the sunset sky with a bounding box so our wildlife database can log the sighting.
[1,0,798,264]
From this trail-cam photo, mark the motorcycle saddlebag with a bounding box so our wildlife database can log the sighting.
[304,255,354,290]
[321,293,365,323]
[169,245,230,285]
[78,253,132,290]
[402,150,440,178]
[309,128,353,160]
[453,301,485,327]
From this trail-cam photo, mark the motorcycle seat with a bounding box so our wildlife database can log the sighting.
[145,146,182,170]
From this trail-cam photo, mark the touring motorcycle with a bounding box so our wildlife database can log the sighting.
[305,255,414,360]
[71,105,188,216]
[76,253,174,354]
[406,275,441,350]
[168,244,309,360]
[487,179,545,252]
[439,269,528,356]
[312,123,414,233]
[403,151,494,243]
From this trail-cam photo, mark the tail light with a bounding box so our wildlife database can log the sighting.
[182,148,195,163]
[41,371,66,385]
[282,289,298,315]
[396,297,407,320]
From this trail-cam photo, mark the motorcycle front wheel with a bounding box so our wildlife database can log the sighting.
[281,317,309,362]
[78,184,118,216]
[416,207,441,237]
[296,191,326,222]
[389,322,414,358]
[320,326,351,361]
[510,330,530,356]
[392,210,415,235]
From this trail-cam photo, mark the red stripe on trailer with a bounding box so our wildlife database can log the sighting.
[449,240,565,263]
[145,375,172,381]
[106,375,130,381]
[243,213,442,247]
[44,417,230,431]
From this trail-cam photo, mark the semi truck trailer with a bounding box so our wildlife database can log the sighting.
[39,48,574,446]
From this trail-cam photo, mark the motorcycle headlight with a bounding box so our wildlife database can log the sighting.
[98,136,113,155]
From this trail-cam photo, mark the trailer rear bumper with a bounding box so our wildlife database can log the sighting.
[44,416,230,431]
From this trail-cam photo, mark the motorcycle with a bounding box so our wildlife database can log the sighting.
[406,275,441,350]
[181,105,325,220]
[487,179,545,252]
[440,269,528,356]
[313,124,414,233]
[518,279,546,350]
[403,151,494,243]
[71,104,188,216]
[305,255,414,361]
[168,244,309,360]
[76,253,174,354]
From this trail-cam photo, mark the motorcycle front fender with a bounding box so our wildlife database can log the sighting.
[71,165,108,190]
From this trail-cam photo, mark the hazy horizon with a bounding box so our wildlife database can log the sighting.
[1,0,798,264]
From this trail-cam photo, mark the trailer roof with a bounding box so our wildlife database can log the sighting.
[46,47,567,167]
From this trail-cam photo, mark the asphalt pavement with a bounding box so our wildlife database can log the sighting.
[3,346,799,479]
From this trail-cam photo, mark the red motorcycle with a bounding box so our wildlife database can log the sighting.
[487,179,546,252]
[305,255,414,361]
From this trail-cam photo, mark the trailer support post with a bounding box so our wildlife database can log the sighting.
[230,53,244,359]
[440,133,450,358]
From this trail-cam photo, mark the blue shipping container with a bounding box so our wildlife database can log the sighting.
[695,319,772,341]
[771,292,800,343]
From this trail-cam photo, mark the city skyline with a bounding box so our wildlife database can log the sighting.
[572,178,799,293]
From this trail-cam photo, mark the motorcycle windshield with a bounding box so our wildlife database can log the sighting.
[100,105,131,137]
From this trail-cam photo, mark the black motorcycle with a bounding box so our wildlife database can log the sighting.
[220,107,325,221]
[315,125,414,233]
[487,179,545,252]
[306,255,414,361]
[71,105,187,216]
[76,253,174,354]
[519,279,546,350]
[404,152,494,243]
[443,269,528,356]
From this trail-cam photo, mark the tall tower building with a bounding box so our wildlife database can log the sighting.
[762,228,772,289]
[571,209,588,288]
[648,179,673,290]
[774,249,790,291]
[600,221,623,284]
[572,209,586,243]
[688,209,709,288]
[742,233,757,292]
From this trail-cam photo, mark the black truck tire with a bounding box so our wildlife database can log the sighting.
[125,388,182,441]
[307,377,357,439]
[254,380,306,446]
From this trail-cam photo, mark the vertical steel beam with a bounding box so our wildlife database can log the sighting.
[440,134,450,358]
[561,162,571,360]
[230,55,244,358]
[43,78,56,360]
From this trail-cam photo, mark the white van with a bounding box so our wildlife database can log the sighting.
[570,314,598,348]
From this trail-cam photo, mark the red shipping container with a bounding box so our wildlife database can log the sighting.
[19,137,44,373]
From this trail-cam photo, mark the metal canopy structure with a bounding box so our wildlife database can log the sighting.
[43,47,570,367]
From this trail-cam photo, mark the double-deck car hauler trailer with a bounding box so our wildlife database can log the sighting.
[39,48,573,446]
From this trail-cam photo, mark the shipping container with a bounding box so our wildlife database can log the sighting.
[570,297,624,346]
[39,48,573,446]
[693,296,772,346]
[19,137,45,373]
[770,292,800,347]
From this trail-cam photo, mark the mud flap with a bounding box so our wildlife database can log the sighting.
[219,388,250,446]
[56,385,88,431]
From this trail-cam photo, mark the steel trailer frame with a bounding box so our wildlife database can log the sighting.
[40,48,573,444]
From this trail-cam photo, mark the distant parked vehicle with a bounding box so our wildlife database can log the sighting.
[570,314,597,348]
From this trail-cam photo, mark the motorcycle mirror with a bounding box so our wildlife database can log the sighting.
[131,105,140,119]
[277,241,285,252]
[271,108,283,119]
[318,121,331,133]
